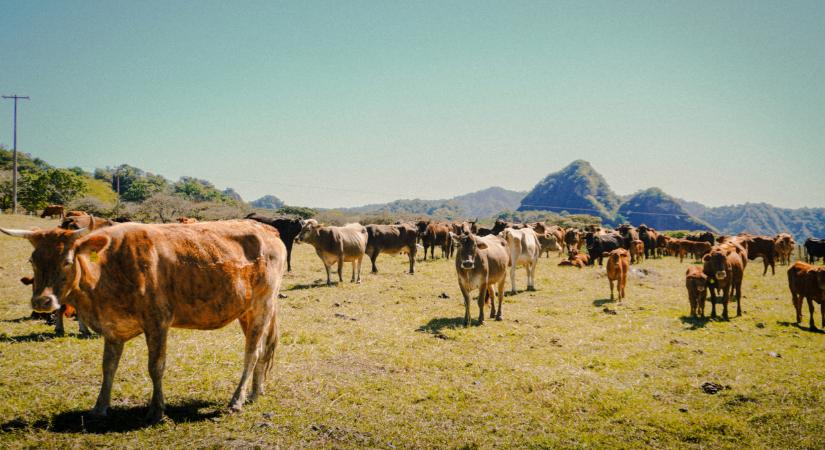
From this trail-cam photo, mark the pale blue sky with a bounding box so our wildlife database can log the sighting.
[1,1,823,208]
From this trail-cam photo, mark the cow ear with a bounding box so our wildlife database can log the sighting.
[20,276,34,286]
[702,254,710,262]
[75,235,111,257]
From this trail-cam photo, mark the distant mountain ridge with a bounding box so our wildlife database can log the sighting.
[676,201,825,242]
[517,160,620,219]
[618,188,714,231]
[342,186,526,219]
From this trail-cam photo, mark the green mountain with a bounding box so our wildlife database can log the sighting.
[451,187,527,218]
[618,188,714,231]
[517,160,621,222]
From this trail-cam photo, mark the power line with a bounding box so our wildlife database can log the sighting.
[2,95,30,214]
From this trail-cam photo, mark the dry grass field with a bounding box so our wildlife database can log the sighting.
[1,216,823,449]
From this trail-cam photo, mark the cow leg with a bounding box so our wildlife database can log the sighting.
[735,281,742,317]
[285,243,293,272]
[370,249,379,273]
[323,262,332,286]
[351,261,357,282]
[689,294,696,317]
[609,278,614,301]
[805,297,818,330]
[509,264,517,295]
[477,284,487,326]
[251,303,278,402]
[793,292,802,323]
[230,313,267,411]
[460,285,472,327]
[78,317,91,337]
[495,279,505,321]
[762,259,768,276]
[488,286,496,319]
[709,290,717,318]
[620,272,627,301]
[407,247,415,274]
[337,255,344,283]
[91,338,125,417]
[54,310,65,336]
[144,324,170,424]
[722,286,730,320]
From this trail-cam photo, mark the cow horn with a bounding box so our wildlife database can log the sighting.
[0,228,35,238]
[71,227,89,237]
[88,215,96,231]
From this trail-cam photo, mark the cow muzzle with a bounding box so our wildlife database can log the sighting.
[461,260,475,270]
[715,271,726,281]
[31,294,60,313]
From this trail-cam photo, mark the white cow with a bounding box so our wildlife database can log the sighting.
[502,227,541,294]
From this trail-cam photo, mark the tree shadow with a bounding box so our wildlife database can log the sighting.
[416,317,467,334]
[593,298,614,307]
[0,399,223,434]
[776,321,825,334]
[679,316,712,330]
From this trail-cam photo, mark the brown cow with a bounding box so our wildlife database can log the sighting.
[177,217,198,224]
[558,249,589,268]
[606,248,629,301]
[454,234,509,326]
[629,239,645,264]
[418,221,450,260]
[60,215,115,230]
[40,205,65,219]
[703,242,747,319]
[685,266,709,317]
[734,234,776,276]
[296,220,368,285]
[365,223,418,274]
[65,210,88,217]
[0,220,286,423]
[774,233,795,266]
[787,261,825,330]
[564,229,583,257]
[542,225,565,257]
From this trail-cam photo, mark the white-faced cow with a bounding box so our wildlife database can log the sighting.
[502,227,541,294]
[454,234,509,326]
[295,220,368,285]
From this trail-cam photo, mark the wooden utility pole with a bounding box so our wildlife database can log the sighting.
[2,95,30,214]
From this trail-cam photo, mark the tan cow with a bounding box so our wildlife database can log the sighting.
[454,234,509,326]
[295,220,368,285]
[606,248,629,301]
[775,233,795,266]
[629,239,645,264]
[0,220,286,423]
[177,217,198,224]
[502,227,541,294]
[703,242,747,319]
[40,205,65,219]
[685,266,709,317]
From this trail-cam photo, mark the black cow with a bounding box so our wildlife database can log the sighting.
[476,219,511,237]
[585,232,623,266]
[805,238,825,264]
[245,213,303,272]
[686,231,715,246]
[637,225,657,259]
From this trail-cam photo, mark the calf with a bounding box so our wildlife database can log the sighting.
[605,248,630,301]
[702,243,746,319]
[416,221,451,260]
[245,213,304,272]
[20,276,90,336]
[804,238,825,264]
[774,233,795,265]
[537,231,562,258]
[558,250,589,268]
[454,234,509,326]
[365,223,418,274]
[295,221,368,285]
[685,266,708,317]
[629,239,645,264]
[787,261,825,330]
[564,229,582,256]
[502,227,541,294]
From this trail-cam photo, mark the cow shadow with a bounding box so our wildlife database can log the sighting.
[287,281,337,290]
[593,298,614,307]
[679,316,712,330]
[0,331,62,343]
[417,317,466,334]
[0,399,223,434]
[776,321,825,334]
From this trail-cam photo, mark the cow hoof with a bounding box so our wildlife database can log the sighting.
[145,409,165,425]
[495,316,502,321]
[54,329,65,337]
[527,286,535,292]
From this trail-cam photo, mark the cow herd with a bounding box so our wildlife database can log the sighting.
[2,211,825,424]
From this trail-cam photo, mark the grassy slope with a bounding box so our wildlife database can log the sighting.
[0,216,823,449]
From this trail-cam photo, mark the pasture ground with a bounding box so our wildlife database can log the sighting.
[0,216,823,449]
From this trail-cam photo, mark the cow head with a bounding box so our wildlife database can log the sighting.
[456,235,487,270]
[415,220,429,236]
[294,219,319,244]
[706,250,728,281]
[1,227,109,313]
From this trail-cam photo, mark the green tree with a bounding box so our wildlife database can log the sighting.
[122,175,168,202]
[18,169,87,212]
[276,205,317,219]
